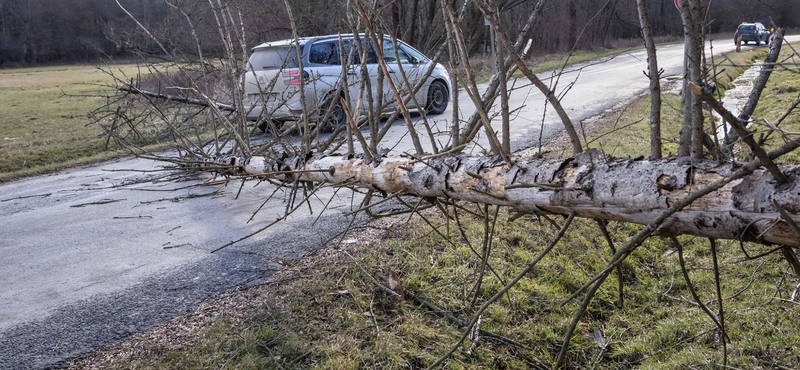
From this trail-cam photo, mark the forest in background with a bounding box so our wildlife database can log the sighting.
[1,0,798,66]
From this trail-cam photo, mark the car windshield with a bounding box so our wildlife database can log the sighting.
[248,47,298,70]
[383,39,411,64]
[400,43,428,63]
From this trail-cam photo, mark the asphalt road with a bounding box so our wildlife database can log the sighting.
[0,38,793,369]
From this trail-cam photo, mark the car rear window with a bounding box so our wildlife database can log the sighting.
[739,25,756,32]
[249,47,298,70]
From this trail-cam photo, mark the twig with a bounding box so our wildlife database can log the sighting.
[70,198,127,208]
[1,193,52,202]
[709,238,728,366]
[163,243,192,249]
[672,236,726,334]
[596,220,623,308]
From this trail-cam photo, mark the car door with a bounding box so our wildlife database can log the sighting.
[381,38,421,109]
[307,40,343,114]
[345,38,382,116]
[758,24,769,42]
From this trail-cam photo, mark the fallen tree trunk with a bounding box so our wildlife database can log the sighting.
[208,150,800,247]
[119,85,237,112]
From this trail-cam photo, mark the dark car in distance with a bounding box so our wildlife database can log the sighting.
[735,22,771,45]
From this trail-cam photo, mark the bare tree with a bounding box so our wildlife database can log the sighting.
[678,0,705,159]
[636,0,662,159]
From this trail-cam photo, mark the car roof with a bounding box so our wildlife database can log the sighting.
[252,34,399,51]
[251,37,314,50]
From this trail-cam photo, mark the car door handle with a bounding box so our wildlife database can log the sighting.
[387,70,396,74]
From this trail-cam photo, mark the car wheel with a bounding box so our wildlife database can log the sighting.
[258,119,283,133]
[319,95,347,132]
[425,80,449,115]
[756,39,761,46]
[744,41,749,45]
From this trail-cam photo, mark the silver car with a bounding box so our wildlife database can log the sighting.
[243,34,451,130]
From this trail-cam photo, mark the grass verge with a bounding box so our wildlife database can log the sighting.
[0,63,184,182]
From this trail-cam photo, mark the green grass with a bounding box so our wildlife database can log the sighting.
[712,48,768,92]
[753,49,800,162]
[70,47,800,369]
[0,63,166,181]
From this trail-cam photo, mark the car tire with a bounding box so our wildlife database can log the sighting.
[425,80,449,115]
[319,94,347,132]
[744,41,749,45]
[258,119,283,133]
[756,39,761,46]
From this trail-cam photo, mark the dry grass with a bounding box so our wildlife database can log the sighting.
[0,63,173,182]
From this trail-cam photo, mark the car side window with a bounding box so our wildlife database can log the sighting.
[339,39,359,65]
[382,39,411,64]
[310,41,340,65]
[364,40,378,64]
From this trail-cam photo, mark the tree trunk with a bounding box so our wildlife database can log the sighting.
[636,0,662,159]
[568,0,578,49]
[391,0,401,39]
[407,0,419,45]
[212,150,800,247]
[601,0,619,48]
[678,34,692,157]
[678,0,705,159]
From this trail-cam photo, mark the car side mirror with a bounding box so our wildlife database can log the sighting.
[411,57,420,65]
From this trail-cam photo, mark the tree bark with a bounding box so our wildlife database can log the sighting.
[391,0,401,39]
[568,0,578,50]
[636,0,662,159]
[678,0,704,159]
[211,150,800,247]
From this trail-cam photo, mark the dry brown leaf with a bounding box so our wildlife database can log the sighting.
[384,270,405,302]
